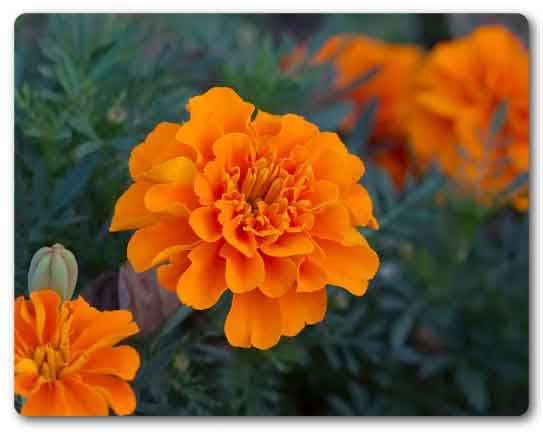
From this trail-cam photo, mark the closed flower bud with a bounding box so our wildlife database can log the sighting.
[27,244,78,300]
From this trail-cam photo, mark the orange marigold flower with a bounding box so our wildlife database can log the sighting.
[407,25,529,210]
[286,35,423,190]
[15,289,140,416]
[110,87,380,350]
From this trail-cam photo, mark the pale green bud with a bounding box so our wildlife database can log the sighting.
[27,243,78,300]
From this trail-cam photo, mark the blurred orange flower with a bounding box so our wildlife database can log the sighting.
[110,87,380,350]
[286,35,424,190]
[15,290,140,416]
[407,26,529,210]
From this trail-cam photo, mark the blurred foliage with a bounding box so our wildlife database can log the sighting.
[15,14,528,415]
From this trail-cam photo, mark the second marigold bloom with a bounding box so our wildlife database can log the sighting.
[407,25,529,210]
[110,87,380,350]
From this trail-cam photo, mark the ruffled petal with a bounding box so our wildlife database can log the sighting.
[30,290,61,345]
[260,256,297,298]
[260,232,314,257]
[21,381,70,416]
[129,122,196,180]
[189,206,223,242]
[222,216,257,258]
[212,132,255,172]
[61,375,109,416]
[109,181,157,232]
[82,374,136,416]
[318,238,379,296]
[187,87,255,135]
[144,182,199,217]
[279,287,327,337]
[297,257,327,293]
[176,241,226,310]
[220,243,264,294]
[127,218,199,273]
[156,252,191,293]
[342,184,375,226]
[224,290,282,350]
[80,346,140,380]
[138,156,197,184]
[266,114,319,158]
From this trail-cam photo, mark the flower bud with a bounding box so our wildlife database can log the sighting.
[27,244,78,300]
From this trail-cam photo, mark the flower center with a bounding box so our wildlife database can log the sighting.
[33,344,67,381]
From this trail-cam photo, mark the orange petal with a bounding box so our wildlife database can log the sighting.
[297,257,327,293]
[303,179,340,208]
[222,216,257,258]
[176,117,222,164]
[176,242,226,310]
[110,181,158,232]
[80,346,140,380]
[267,114,319,158]
[127,218,199,272]
[212,132,255,172]
[30,290,60,345]
[342,184,375,226]
[71,310,139,356]
[224,290,282,350]
[65,297,100,342]
[138,156,197,184]
[219,243,264,294]
[318,238,379,296]
[21,381,70,416]
[260,256,297,298]
[15,297,39,357]
[156,252,191,293]
[279,288,327,337]
[311,204,351,242]
[144,182,199,217]
[15,372,41,397]
[82,374,136,416]
[61,375,109,416]
[251,110,282,138]
[189,206,223,242]
[187,87,255,135]
[260,232,314,257]
[194,161,226,205]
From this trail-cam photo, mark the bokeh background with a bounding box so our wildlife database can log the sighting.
[15,14,529,415]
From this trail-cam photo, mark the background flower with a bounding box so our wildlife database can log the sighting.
[407,25,529,210]
[110,87,380,349]
[15,290,140,416]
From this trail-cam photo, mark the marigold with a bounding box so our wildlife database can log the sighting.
[110,87,380,350]
[15,289,140,416]
[287,35,423,189]
[407,26,529,209]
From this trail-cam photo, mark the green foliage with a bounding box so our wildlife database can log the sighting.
[15,14,528,416]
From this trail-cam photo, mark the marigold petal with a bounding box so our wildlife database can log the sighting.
[279,288,327,337]
[21,381,70,416]
[297,258,327,293]
[110,181,157,232]
[156,252,191,293]
[71,310,139,356]
[222,216,257,258]
[15,297,39,357]
[30,290,60,345]
[176,242,226,310]
[261,232,314,257]
[260,256,297,298]
[212,132,255,172]
[187,87,255,134]
[311,204,352,242]
[127,218,199,272]
[144,182,198,217]
[194,161,226,205]
[303,179,340,208]
[15,372,41,397]
[224,291,282,350]
[342,184,375,226]
[267,114,319,158]
[80,346,140,381]
[176,118,222,164]
[82,374,136,416]
[61,375,109,416]
[138,156,197,184]
[189,206,223,242]
[220,243,264,294]
[318,238,379,296]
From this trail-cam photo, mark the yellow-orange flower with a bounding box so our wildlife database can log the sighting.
[110,87,380,350]
[287,35,423,190]
[407,26,529,210]
[15,289,140,416]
